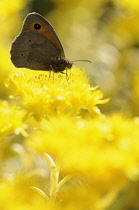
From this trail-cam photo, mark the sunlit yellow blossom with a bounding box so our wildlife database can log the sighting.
[28,114,139,183]
[7,68,108,120]
[0,100,27,138]
[0,178,57,210]
[0,176,112,210]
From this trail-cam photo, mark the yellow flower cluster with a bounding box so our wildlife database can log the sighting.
[7,68,108,120]
[0,100,27,138]
[0,67,139,209]
[29,114,139,182]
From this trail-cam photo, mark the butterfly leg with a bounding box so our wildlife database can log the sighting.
[49,71,51,78]
[60,70,69,82]
[50,64,55,81]
[66,69,69,82]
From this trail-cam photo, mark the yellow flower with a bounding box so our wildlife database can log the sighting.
[0,176,100,210]
[28,114,139,183]
[0,178,55,210]
[7,68,108,120]
[0,100,27,138]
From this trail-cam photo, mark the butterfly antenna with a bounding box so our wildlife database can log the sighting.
[71,59,92,63]
[73,63,83,72]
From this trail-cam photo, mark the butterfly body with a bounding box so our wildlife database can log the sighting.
[10,12,72,72]
[50,59,72,73]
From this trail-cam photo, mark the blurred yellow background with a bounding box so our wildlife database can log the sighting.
[1,0,139,114]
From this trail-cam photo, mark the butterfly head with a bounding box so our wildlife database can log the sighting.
[50,58,73,73]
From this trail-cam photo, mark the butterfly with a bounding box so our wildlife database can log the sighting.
[10,12,91,73]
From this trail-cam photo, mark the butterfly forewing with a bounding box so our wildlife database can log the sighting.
[23,13,65,57]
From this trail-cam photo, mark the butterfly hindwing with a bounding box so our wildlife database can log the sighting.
[11,30,62,70]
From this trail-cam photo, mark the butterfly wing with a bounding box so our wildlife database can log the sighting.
[24,13,65,56]
[10,12,65,70]
[11,30,62,70]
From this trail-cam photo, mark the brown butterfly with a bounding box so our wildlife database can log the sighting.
[10,12,90,73]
